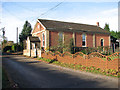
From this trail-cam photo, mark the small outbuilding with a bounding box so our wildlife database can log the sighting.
[23,36,41,57]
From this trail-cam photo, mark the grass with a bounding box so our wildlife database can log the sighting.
[2,67,11,88]
[38,57,119,78]
[101,55,118,61]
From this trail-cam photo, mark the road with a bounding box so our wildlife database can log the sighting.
[2,54,118,88]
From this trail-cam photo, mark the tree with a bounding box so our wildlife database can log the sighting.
[19,21,32,50]
[104,23,110,32]
[110,30,117,38]
[110,30,120,39]
[116,31,120,39]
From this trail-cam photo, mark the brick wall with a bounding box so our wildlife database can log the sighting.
[86,34,93,47]
[64,32,73,45]
[75,32,82,47]
[48,31,110,48]
[41,51,119,70]
[32,21,46,49]
[32,22,44,34]
[49,31,59,47]
[49,31,73,47]
[95,34,110,47]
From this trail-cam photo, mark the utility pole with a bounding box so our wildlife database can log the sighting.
[16,27,18,52]
[1,27,5,40]
[0,27,5,51]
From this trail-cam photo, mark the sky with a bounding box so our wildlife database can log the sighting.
[0,0,119,43]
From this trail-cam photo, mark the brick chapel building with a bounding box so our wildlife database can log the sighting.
[24,19,110,57]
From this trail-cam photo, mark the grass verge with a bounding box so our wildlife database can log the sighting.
[38,57,119,78]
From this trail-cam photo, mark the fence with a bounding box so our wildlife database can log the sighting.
[41,51,119,70]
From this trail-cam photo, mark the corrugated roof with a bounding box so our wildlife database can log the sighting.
[38,19,110,34]
[29,36,40,42]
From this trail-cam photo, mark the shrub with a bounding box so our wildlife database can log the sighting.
[3,46,12,52]
[11,44,17,52]
[75,47,97,55]
[69,38,74,54]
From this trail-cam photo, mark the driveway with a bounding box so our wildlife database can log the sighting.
[2,54,118,88]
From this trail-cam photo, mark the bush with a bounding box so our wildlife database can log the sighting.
[80,47,97,55]
[11,44,17,52]
[69,38,74,54]
[3,46,12,52]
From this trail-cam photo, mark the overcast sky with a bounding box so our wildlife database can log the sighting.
[0,0,119,43]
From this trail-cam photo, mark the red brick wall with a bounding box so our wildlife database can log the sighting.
[95,34,109,47]
[33,31,45,49]
[41,51,119,70]
[32,22,44,34]
[86,34,93,47]
[64,32,73,45]
[49,31,73,47]
[49,31,59,47]
[75,32,82,47]
[32,21,46,50]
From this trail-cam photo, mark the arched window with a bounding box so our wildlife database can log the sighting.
[38,25,40,28]
[42,33,45,47]
[101,39,104,46]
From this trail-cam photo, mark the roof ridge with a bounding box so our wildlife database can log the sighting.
[38,19,99,28]
[37,19,110,34]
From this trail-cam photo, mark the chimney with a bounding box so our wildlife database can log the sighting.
[96,22,99,27]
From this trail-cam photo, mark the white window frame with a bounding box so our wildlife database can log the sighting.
[82,33,86,47]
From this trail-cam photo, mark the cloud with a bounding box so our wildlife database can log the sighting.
[2,2,118,43]
[100,8,118,17]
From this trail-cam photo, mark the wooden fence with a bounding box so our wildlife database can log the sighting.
[41,51,119,70]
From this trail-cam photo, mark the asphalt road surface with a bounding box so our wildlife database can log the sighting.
[2,54,119,88]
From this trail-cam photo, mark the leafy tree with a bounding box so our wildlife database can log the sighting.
[116,31,120,39]
[104,23,110,32]
[110,30,120,39]
[110,30,117,38]
[2,38,8,51]
[19,21,32,50]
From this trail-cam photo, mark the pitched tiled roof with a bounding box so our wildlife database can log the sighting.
[38,19,110,34]
[29,36,40,42]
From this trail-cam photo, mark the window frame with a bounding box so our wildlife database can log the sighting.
[82,33,86,47]
[100,38,104,46]
[38,25,40,29]
[59,32,63,42]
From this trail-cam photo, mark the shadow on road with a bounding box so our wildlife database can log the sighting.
[2,54,118,88]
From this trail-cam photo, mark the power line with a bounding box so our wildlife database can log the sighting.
[40,2,63,17]
[2,5,25,29]
[31,1,64,22]
[2,1,65,36]
[2,6,23,21]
